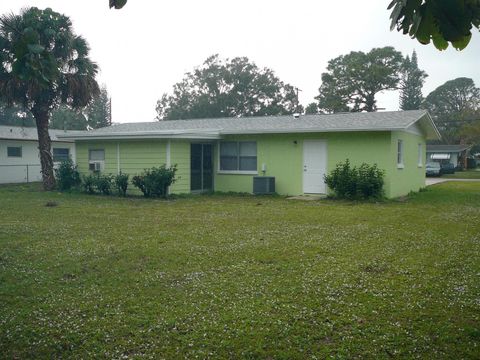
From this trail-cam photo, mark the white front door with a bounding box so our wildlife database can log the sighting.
[303,140,327,194]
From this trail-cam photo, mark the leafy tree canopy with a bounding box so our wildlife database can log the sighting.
[389,0,480,50]
[423,77,480,143]
[399,50,428,110]
[315,47,404,113]
[156,55,299,120]
[0,7,99,189]
[109,0,127,9]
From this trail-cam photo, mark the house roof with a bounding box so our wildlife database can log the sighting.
[57,110,441,140]
[0,125,80,142]
[426,144,471,153]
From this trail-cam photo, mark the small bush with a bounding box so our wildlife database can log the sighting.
[132,165,177,198]
[82,174,97,194]
[94,174,114,195]
[114,172,129,196]
[324,159,384,200]
[54,159,81,191]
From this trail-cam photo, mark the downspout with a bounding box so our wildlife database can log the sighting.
[117,142,120,174]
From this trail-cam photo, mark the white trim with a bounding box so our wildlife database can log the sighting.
[58,126,422,140]
[116,142,120,174]
[397,164,405,169]
[166,140,171,167]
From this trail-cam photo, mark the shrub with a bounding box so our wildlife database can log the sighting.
[54,159,81,191]
[114,172,129,196]
[82,174,97,194]
[324,159,358,199]
[132,165,177,198]
[94,174,114,195]
[324,160,384,200]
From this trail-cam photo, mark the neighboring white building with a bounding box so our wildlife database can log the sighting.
[426,144,471,168]
[0,126,78,184]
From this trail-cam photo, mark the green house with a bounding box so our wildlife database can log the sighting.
[59,110,440,198]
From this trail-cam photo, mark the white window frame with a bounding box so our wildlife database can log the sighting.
[417,143,423,167]
[7,146,22,158]
[397,139,404,169]
[217,141,258,175]
[53,148,70,163]
[88,149,105,172]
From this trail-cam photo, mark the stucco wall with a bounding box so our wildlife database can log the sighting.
[214,132,394,196]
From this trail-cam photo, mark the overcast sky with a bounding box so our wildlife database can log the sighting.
[1,0,479,123]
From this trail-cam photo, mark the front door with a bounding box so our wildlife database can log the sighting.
[303,140,327,194]
[190,144,213,191]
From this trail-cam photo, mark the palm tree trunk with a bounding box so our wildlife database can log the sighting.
[33,108,55,190]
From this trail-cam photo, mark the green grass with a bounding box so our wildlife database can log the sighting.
[1,183,480,358]
[442,169,480,179]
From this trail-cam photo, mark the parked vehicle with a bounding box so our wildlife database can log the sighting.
[441,162,455,174]
[426,162,442,177]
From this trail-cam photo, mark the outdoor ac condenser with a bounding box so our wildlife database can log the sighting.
[253,176,275,195]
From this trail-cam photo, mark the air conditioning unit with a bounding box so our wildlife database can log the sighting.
[253,176,275,195]
[89,162,102,172]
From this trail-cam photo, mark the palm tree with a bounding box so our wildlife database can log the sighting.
[0,7,99,190]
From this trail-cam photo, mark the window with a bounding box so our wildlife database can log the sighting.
[7,146,22,157]
[417,144,423,167]
[89,149,105,161]
[53,148,70,162]
[397,140,404,168]
[219,141,257,172]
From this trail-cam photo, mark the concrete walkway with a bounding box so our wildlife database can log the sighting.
[426,178,480,186]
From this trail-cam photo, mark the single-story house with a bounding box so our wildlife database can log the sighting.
[58,110,440,198]
[0,125,77,184]
[426,144,471,169]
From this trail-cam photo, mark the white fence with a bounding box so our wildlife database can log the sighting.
[0,164,43,184]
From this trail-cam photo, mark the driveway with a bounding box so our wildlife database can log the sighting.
[426,178,480,186]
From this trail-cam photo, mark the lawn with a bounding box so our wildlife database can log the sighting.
[1,183,480,359]
[442,169,480,179]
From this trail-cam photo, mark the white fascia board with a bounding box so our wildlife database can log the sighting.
[404,112,441,140]
[218,127,402,135]
[58,132,221,141]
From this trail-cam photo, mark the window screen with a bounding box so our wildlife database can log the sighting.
[219,141,257,171]
[53,148,70,162]
[89,149,105,161]
[7,146,22,157]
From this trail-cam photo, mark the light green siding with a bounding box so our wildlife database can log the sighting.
[74,130,426,198]
[170,141,190,193]
[75,139,191,194]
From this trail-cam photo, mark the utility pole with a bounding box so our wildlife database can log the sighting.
[294,87,302,113]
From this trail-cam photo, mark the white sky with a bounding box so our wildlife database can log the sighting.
[1,0,479,123]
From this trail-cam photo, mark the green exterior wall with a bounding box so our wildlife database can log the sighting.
[74,130,427,199]
[75,139,192,194]
[388,131,426,198]
[214,132,394,196]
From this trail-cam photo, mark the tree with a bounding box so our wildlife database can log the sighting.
[0,7,99,190]
[109,0,127,9]
[399,50,428,110]
[0,102,35,127]
[50,105,88,130]
[315,47,404,113]
[423,77,480,143]
[389,0,480,50]
[156,55,298,120]
[305,102,319,114]
[86,86,112,128]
